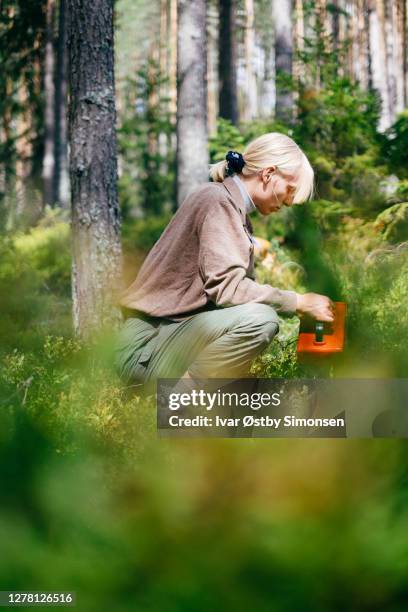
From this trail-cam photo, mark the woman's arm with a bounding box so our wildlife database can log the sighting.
[198,200,298,314]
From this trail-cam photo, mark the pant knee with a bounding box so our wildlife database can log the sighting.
[234,304,280,351]
[238,304,280,332]
[259,321,279,346]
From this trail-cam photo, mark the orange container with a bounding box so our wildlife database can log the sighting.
[297,302,347,356]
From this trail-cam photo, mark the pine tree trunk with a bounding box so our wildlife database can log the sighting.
[293,0,304,92]
[42,0,56,207]
[169,0,178,121]
[258,29,275,118]
[355,0,366,89]
[331,0,340,60]
[67,0,123,340]
[272,0,293,120]
[158,0,168,173]
[15,82,34,224]
[160,0,168,79]
[403,0,408,107]
[393,0,405,116]
[2,78,14,227]
[338,0,348,78]
[243,0,257,121]
[350,1,359,81]
[383,0,397,121]
[260,53,276,117]
[54,0,69,208]
[218,0,239,124]
[176,0,209,206]
[207,0,219,135]
[364,0,374,89]
[368,0,392,130]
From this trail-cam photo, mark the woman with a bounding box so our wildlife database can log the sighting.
[115,132,334,387]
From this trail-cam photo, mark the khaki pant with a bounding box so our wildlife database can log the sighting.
[114,303,279,387]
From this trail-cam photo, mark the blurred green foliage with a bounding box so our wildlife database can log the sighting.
[2,350,408,610]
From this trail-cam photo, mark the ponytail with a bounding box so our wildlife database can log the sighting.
[209,159,229,182]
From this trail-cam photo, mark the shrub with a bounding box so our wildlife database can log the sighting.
[325,219,408,376]
[374,203,408,243]
[336,153,389,213]
[381,110,408,178]
[121,213,172,254]
[209,118,246,163]
[294,79,380,162]
[13,211,71,296]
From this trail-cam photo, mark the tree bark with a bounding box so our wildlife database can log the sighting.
[67,0,123,340]
[54,0,69,208]
[293,0,304,91]
[383,0,397,121]
[243,0,257,121]
[42,0,56,208]
[169,0,178,121]
[403,0,408,107]
[207,0,219,135]
[15,83,32,224]
[331,0,340,59]
[272,0,293,120]
[176,0,209,206]
[158,0,168,173]
[392,0,405,116]
[369,0,392,130]
[218,0,239,125]
[362,0,374,89]
[258,30,275,118]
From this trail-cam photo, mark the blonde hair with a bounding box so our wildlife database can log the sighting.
[209,132,314,204]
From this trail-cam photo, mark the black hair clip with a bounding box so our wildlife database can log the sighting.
[226,150,245,175]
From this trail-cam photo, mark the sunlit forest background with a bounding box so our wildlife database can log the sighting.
[1,0,408,609]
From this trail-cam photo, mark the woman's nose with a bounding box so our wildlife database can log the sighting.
[284,187,296,206]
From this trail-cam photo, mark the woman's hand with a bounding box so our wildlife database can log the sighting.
[296,292,335,322]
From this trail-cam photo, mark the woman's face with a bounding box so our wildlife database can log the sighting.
[253,167,298,215]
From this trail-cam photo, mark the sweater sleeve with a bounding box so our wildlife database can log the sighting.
[198,200,298,314]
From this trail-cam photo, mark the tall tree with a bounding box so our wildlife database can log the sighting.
[256,0,275,118]
[42,0,56,207]
[0,0,47,228]
[403,0,408,107]
[67,0,123,339]
[169,0,178,121]
[394,0,405,113]
[207,0,219,134]
[243,0,258,120]
[54,0,69,208]
[176,0,209,206]
[218,0,239,125]
[293,0,304,89]
[368,0,392,130]
[272,0,293,120]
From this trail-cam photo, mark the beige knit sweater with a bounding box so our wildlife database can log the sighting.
[119,176,298,320]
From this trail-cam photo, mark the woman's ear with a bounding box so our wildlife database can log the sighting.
[261,166,276,183]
